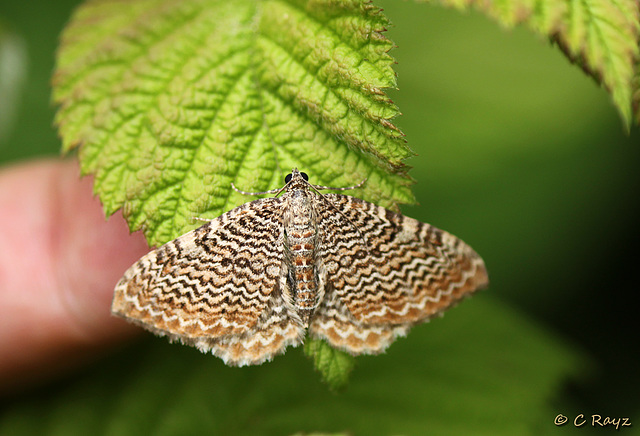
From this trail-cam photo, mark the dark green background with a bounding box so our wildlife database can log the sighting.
[1,0,638,434]
[381,0,640,419]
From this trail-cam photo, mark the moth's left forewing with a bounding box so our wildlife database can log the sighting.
[318,194,488,326]
[401,215,489,319]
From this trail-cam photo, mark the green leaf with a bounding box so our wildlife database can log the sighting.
[0,298,584,435]
[416,0,640,128]
[53,0,414,248]
[548,0,640,129]
[304,338,356,390]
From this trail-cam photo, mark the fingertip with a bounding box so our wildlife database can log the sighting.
[0,158,150,389]
[52,159,150,343]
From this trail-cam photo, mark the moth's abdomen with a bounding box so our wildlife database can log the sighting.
[286,226,319,326]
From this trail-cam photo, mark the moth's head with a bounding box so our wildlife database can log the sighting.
[285,169,309,185]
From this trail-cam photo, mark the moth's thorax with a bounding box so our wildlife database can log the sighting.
[283,185,320,326]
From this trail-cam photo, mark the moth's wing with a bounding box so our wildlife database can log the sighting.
[191,288,306,366]
[311,193,488,353]
[112,197,305,366]
[308,290,410,355]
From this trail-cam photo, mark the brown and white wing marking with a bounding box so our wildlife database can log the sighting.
[310,193,488,354]
[112,197,305,366]
[309,289,411,355]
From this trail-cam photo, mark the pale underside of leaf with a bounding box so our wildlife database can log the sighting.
[53,0,415,247]
[417,0,640,127]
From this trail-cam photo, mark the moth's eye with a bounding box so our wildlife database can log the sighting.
[301,172,309,181]
[285,173,293,184]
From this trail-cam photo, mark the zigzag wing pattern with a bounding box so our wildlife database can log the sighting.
[112,196,306,366]
[308,288,410,355]
[314,194,488,352]
[113,169,489,364]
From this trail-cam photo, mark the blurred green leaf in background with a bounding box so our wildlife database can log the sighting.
[0,0,638,435]
[0,21,27,144]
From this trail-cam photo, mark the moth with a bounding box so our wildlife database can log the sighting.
[113,169,488,365]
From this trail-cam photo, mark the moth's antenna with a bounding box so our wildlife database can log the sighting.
[231,182,286,197]
[310,178,367,192]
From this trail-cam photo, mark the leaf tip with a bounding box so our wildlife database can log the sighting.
[304,339,356,391]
